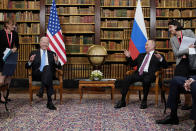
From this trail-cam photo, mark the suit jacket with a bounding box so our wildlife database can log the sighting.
[0,29,19,65]
[25,49,61,76]
[170,29,196,65]
[126,52,168,77]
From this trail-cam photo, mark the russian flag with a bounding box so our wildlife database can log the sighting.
[129,0,148,60]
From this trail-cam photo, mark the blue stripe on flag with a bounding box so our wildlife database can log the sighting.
[131,20,147,53]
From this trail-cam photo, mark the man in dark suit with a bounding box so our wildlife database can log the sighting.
[156,75,196,126]
[184,78,196,130]
[114,39,168,109]
[25,37,61,110]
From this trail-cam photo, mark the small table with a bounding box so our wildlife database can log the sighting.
[78,79,116,103]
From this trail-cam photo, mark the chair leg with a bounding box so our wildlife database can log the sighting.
[155,86,159,107]
[54,89,57,100]
[126,91,130,104]
[29,89,33,105]
[139,91,141,101]
[60,88,62,104]
[161,90,167,114]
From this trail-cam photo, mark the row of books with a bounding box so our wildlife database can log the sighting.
[162,51,175,62]
[47,16,94,24]
[18,23,40,34]
[65,35,94,45]
[14,61,28,78]
[156,0,195,8]
[101,20,150,28]
[156,30,169,38]
[101,0,150,7]
[18,44,37,61]
[0,12,15,21]
[156,40,171,48]
[66,44,91,53]
[46,6,94,15]
[101,30,124,39]
[101,40,130,51]
[156,19,196,28]
[63,63,93,79]
[19,36,39,44]
[181,0,196,8]
[15,12,39,21]
[101,41,128,51]
[157,9,196,17]
[181,9,196,17]
[107,53,125,61]
[101,8,150,18]
[0,0,40,9]
[101,29,150,39]
[46,0,94,5]
[101,29,132,39]
[62,25,94,33]
[101,20,132,28]
[101,64,128,79]
[156,20,169,27]
[63,63,128,79]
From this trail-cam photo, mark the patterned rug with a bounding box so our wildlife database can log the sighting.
[0,93,194,131]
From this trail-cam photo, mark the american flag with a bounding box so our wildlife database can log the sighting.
[46,0,67,65]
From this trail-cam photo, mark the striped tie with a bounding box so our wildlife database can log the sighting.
[139,53,150,75]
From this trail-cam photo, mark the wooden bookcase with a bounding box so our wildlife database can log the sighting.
[100,0,150,52]
[45,0,96,55]
[0,0,40,78]
[0,0,195,79]
[155,0,196,63]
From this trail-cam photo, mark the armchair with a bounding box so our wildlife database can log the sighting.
[126,70,161,106]
[28,69,63,105]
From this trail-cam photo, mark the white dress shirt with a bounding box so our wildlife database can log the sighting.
[138,50,163,72]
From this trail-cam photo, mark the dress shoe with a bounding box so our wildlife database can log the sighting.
[36,92,43,98]
[140,101,147,109]
[181,105,192,110]
[156,115,179,125]
[114,100,126,109]
[47,103,57,110]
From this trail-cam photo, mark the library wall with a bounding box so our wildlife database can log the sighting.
[0,0,195,79]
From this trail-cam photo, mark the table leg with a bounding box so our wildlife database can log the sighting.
[79,85,82,104]
[111,85,114,102]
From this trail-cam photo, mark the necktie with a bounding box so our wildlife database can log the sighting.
[40,50,46,72]
[139,53,150,75]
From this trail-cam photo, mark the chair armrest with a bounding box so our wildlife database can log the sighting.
[27,69,32,84]
[56,69,63,83]
[155,70,161,85]
[126,70,135,75]
[27,69,32,76]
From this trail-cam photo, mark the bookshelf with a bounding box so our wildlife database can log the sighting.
[0,0,40,78]
[0,0,195,79]
[45,0,96,55]
[155,0,196,63]
[100,0,150,52]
